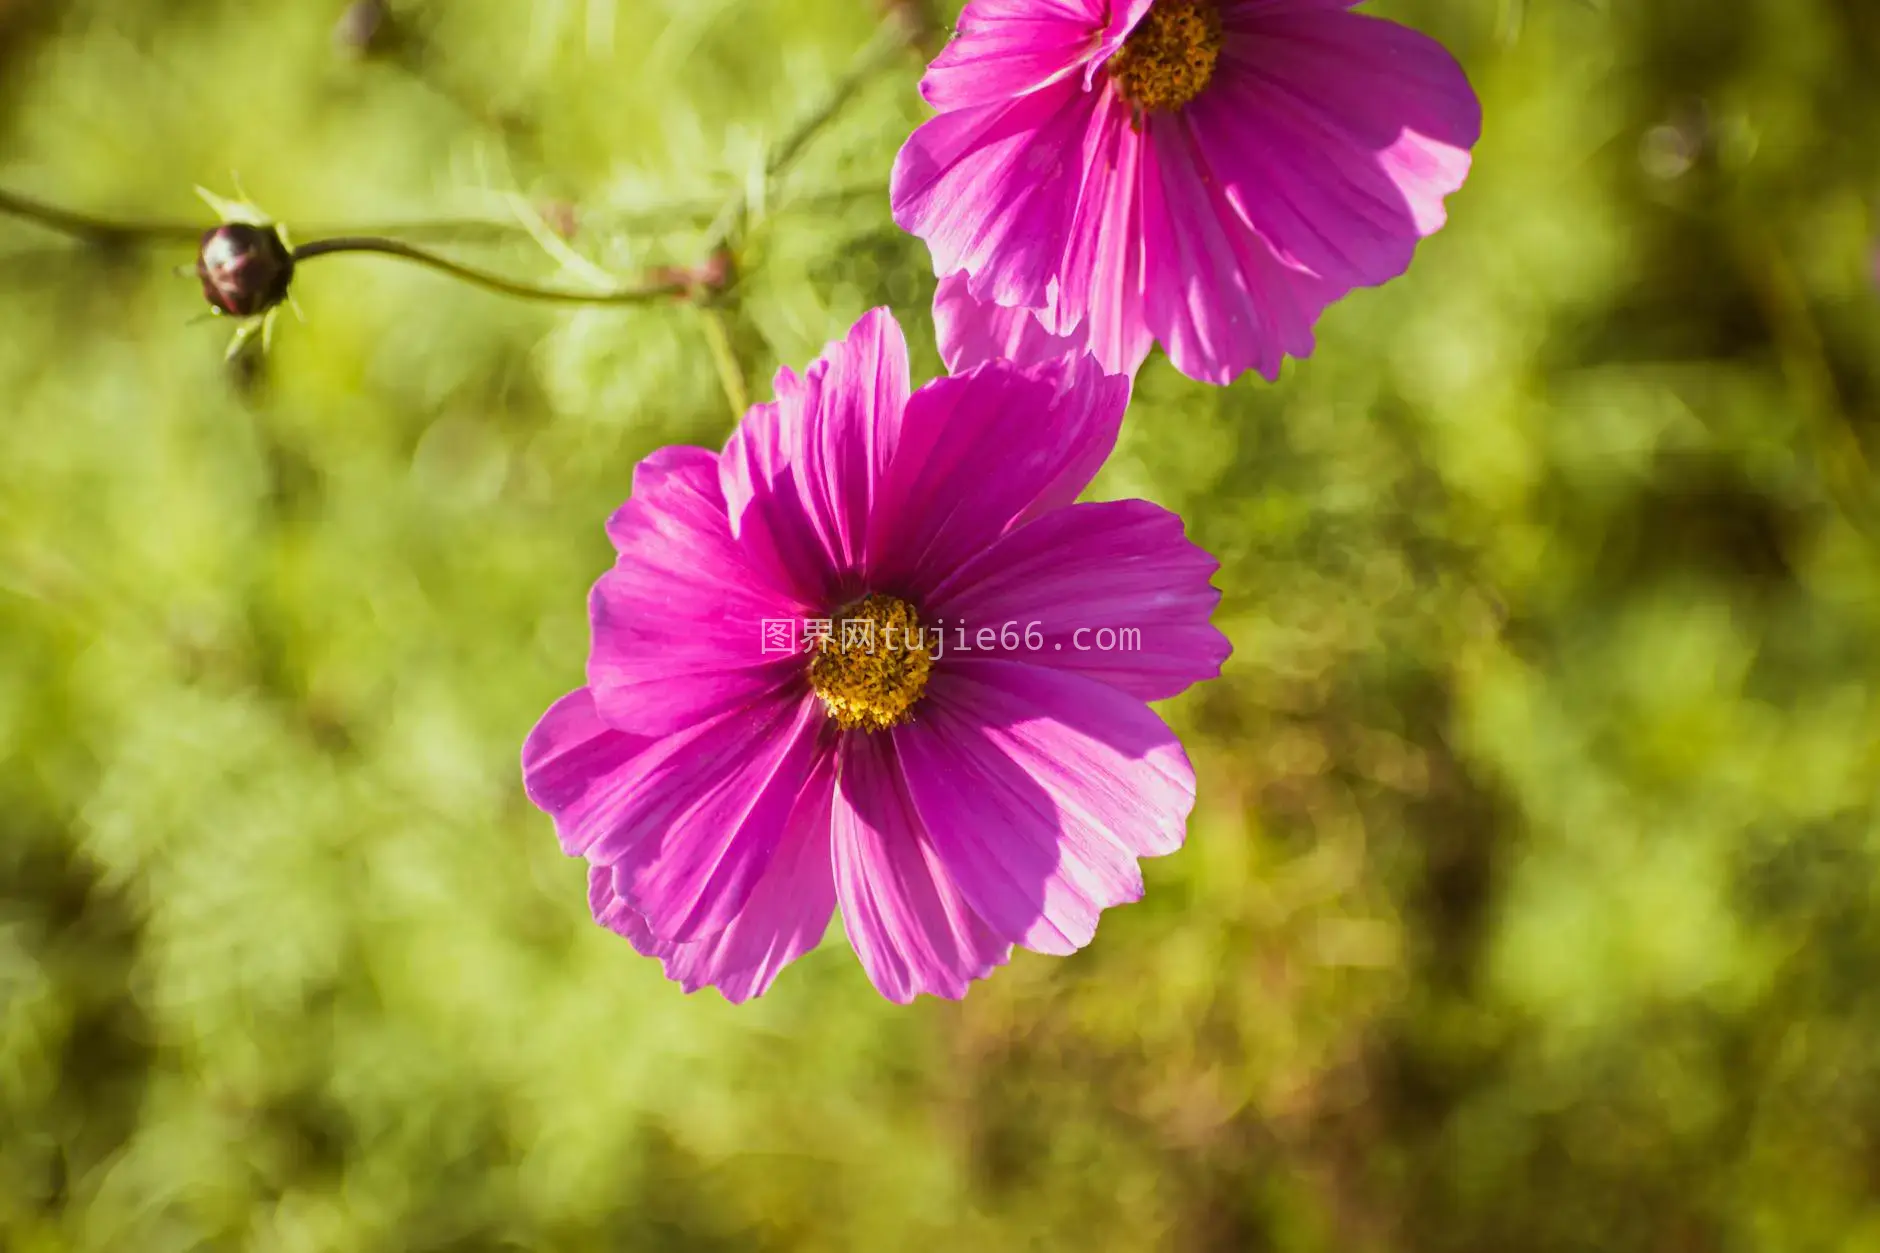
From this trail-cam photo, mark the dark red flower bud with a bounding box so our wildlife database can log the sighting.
[196,223,294,318]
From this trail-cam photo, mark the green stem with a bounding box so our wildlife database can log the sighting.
[290,236,691,305]
[697,306,750,421]
[0,187,203,244]
[1,184,884,253]
[279,183,885,247]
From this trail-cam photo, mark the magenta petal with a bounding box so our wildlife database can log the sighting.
[719,309,910,601]
[1049,91,1155,377]
[526,687,812,949]
[1192,6,1478,292]
[867,353,1129,594]
[921,0,1107,111]
[720,388,833,606]
[1090,0,1156,76]
[891,77,1097,313]
[830,732,1012,1003]
[602,694,826,944]
[933,271,1092,374]
[895,660,1195,957]
[589,752,838,1003]
[589,445,806,737]
[522,687,658,848]
[927,500,1231,701]
[526,684,824,942]
[787,308,911,580]
[1139,114,1337,384]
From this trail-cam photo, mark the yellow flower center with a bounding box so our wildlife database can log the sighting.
[1107,0,1223,114]
[808,594,933,733]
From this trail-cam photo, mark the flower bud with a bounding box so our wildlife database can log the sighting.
[196,223,294,318]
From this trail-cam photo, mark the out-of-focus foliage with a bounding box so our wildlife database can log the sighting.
[3,0,1880,1248]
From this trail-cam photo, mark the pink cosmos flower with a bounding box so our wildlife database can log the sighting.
[892,0,1482,385]
[522,309,1229,1003]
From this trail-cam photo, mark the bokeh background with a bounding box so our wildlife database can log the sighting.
[3,0,1880,1248]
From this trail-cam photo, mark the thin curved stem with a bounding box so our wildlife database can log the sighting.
[696,306,750,421]
[290,236,692,305]
[0,183,884,255]
[0,187,204,244]
[324,183,884,246]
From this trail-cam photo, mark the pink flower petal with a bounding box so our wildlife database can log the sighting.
[525,685,826,943]
[1086,0,1157,84]
[605,694,828,944]
[720,390,828,606]
[922,0,1109,110]
[933,271,1091,374]
[787,308,911,581]
[926,500,1231,701]
[830,731,1012,1003]
[895,660,1195,957]
[1048,89,1155,376]
[719,310,910,603]
[522,687,657,841]
[589,751,838,1003]
[866,352,1129,595]
[1139,113,1336,384]
[892,76,1099,312]
[589,445,807,737]
[1189,5,1478,291]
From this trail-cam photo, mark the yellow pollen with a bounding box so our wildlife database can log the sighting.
[808,594,933,733]
[1107,0,1223,114]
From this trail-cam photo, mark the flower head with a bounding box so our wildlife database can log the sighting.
[196,222,295,319]
[891,0,1482,385]
[193,184,299,360]
[523,309,1230,1002]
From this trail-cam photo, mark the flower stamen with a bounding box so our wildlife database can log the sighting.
[1107,0,1224,114]
[808,594,932,732]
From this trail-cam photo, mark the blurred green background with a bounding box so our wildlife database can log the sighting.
[3,0,1880,1248]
